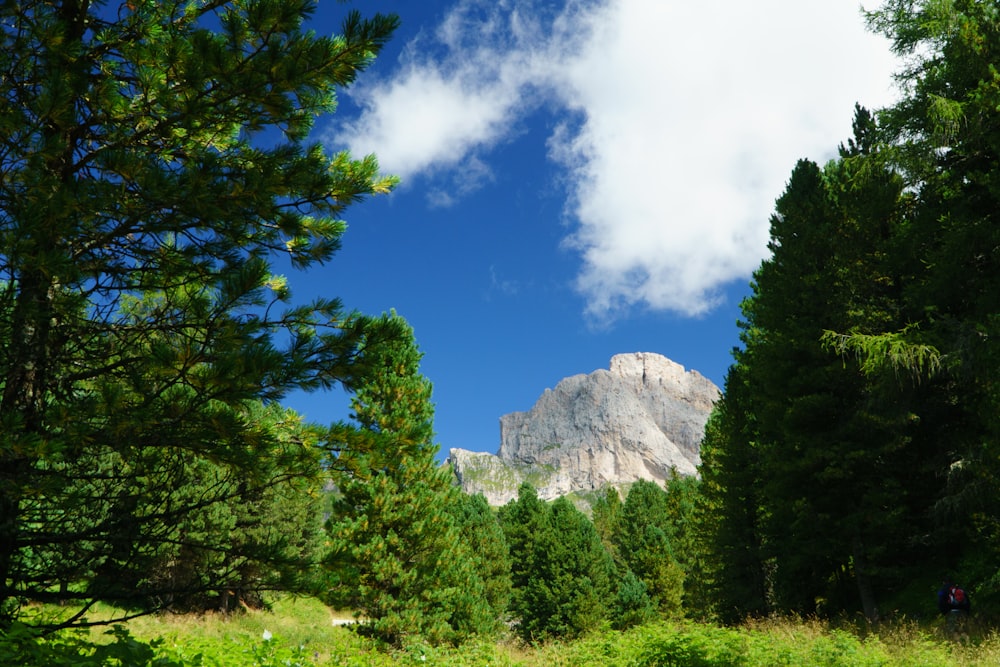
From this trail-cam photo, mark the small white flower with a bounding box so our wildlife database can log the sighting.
[262,629,273,641]
[420,655,426,662]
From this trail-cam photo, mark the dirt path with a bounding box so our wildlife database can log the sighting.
[331,617,358,626]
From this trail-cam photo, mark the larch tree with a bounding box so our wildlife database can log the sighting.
[0,0,401,627]
[856,0,1000,603]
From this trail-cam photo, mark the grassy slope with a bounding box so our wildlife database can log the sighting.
[14,597,1000,666]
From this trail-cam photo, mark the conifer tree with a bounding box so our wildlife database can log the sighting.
[613,479,684,615]
[591,486,624,564]
[499,484,617,641]
[324,315,494,647]
[859,0,1000,599]
[696,363,769,622]
[703,109,937,621]
[84,403,327,613]
[0,0,400,626]
[447,491,512,628]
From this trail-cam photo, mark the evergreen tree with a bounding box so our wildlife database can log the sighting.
[0,0,400,626]
[33,400,327,615]
[324,315,494,647]
[859,0,1000,605]
[499,484,617,641]
[591,486,624,566]
[702,108,941,621]
[152,404,329,612]
[447,492,512,628]
[613,479,684,615]
[751,153,920,620]
[496,483,548,635]
[696,363,769,622]
[663,472,704,612]
[611,570,657,631]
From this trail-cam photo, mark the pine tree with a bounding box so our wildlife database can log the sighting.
[0,0,400,626]
[613,479,684,615]
[499,485,617,641]
[324,315,495,647]
[447,491,512,629]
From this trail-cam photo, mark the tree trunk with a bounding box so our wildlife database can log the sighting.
[0,486,21,626]
[853,536,879,625]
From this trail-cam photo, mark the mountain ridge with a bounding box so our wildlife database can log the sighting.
[448,352,720,506]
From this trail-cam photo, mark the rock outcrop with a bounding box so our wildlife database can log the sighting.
[448,353,720,506]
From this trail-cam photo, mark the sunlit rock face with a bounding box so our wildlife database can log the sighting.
[448,353,720,507]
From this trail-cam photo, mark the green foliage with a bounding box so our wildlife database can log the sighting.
[524,618,982,667]
[447,492,513,627]
[698,106,948,622]
[0,0,400,627]
[627,624,744,667]
[11,602,1000,666]
[87,403,329,612]
[591,486,624,557]
[0,622,186,667]
[613,480,685,615]
[499,484,618,642]
[820,327,942,381]
[695,364,769,622]
[612,571,657,631]
[323,315,496,647]
[836,0,1000,617]
[697,1,1000,621]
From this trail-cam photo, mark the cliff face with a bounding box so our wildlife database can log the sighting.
[449,353,720,506]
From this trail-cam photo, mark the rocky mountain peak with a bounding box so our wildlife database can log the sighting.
[449,353,720,506]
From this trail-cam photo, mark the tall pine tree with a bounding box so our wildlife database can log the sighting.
[702,108,937,622]
[324,314,495,647]
[0,0,401,626]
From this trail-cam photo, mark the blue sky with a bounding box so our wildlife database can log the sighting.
[282,0,901,456]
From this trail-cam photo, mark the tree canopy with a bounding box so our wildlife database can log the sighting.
[0,0,400,626]
[323,314,500,647]
[700,0,1000,622]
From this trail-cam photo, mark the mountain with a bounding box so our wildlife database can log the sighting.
[448,352,720,506]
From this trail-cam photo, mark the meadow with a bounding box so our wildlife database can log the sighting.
[6,596,1000,666]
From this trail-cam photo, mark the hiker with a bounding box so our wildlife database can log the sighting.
[938,580,971,636]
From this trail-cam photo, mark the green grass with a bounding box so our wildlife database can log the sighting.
[6,598,1000,666]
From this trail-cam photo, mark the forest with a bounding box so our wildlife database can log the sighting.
[2,0,1000,662]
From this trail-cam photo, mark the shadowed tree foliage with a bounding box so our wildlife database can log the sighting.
[696,363,769,623]
[499,484,618,642]
[856,0,1000,607]
[0,0,400,627]
[698,106,949,622]
[82,403,329,614]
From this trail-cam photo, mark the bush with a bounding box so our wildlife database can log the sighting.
[0,622,187,667]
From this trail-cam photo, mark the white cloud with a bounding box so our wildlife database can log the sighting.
[334,65,514,180]
[330,0,900,319]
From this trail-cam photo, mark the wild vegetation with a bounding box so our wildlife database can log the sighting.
[6,597,1000,666]
[3,0,1000,663]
